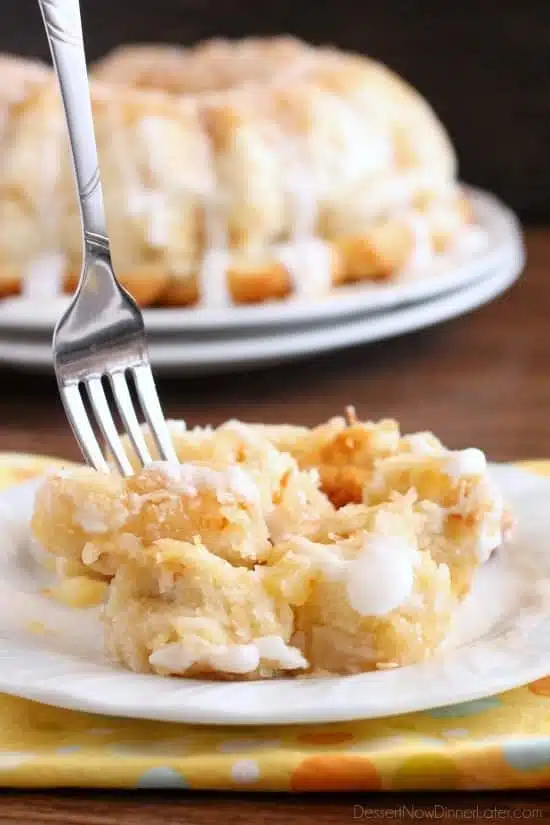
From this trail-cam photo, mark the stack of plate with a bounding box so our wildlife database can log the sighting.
[0,188,524,375]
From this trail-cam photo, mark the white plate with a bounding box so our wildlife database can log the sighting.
[0,463,549,726]
[0,250,524,374]
[0,188,523,334]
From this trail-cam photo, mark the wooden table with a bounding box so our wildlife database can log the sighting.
[0,228,549,823]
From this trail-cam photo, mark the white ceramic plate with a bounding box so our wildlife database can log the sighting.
[0,250,524,374]
[0,188,522,334]
[0,463,549,726]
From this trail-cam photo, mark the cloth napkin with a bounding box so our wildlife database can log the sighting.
[0,452,548,791]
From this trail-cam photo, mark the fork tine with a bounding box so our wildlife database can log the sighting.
[109,371,152,468]
[131,364,178,463]
[60,383,110,472]
[84,377,134,477]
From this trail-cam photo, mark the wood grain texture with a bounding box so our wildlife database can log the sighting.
[2,0,550,220]
[0,230,549,819]
[0,228,548,463]
[0,791,547,825]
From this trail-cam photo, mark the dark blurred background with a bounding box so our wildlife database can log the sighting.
[4,0,549,222]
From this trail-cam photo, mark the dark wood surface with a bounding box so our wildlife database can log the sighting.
[0,227,549,821]
[3,0,550,220]
[0,791,548,825]
[0,227,549,464]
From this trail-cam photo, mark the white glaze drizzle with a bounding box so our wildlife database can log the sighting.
[289,531,418,617]
[198,193,232,308]
[453,224,489,256]
[149,634,307,674]
[345,533,417,617]
[108,101,170,252]
[443,448,487,479]
[129,116,172,248]
[194,122,232,308]
[128,188,170,247]
[401,212,435,276]
[402,432,442,456]
[107,99,138,209]
[22,112,64,298]
[22,254,65,299]
[274,140,332,299]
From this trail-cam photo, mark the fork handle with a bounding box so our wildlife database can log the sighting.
[37,0,108,243]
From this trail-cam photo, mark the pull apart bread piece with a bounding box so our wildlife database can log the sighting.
[361,445,510,598]
[141,414,511,597]
[0,55,53,298]
[0,54,50,116]
[119,419,333,541]
[252,414,511,598]
[32,424,332,577]
[266,493,455,674]
[104,493,452,677]
[30,415,511,678]
[253,413,403,506]
[32,461,274,576]
[104,539,306,679]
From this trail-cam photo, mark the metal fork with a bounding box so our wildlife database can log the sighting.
[37,0,178,475]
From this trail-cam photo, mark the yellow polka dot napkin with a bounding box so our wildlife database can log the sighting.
[0,453,548,791]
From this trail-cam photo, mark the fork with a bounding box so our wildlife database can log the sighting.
[37,0,178,475]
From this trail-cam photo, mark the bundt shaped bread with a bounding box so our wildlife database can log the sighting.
[0,37,475,308]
